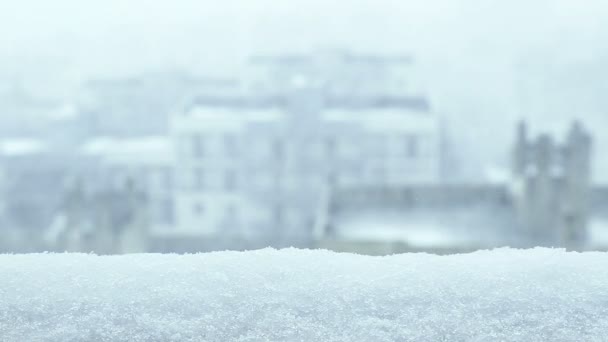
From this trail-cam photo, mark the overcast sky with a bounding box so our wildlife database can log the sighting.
[1,0,607,180]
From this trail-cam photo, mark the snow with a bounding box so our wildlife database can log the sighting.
[0,139,47,156]
[1,248,608,341]
[323,109,437,133]
[483,164,512,184]
[183,107,284,132]
[47,103,79,121]
[80,136,173,165]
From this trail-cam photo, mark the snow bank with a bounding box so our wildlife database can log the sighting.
[1,248,607,342]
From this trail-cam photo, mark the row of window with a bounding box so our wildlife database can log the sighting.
[183,165,434,191]
[189,201,305,228]
[183,134,427,160]
[191,168,236,191]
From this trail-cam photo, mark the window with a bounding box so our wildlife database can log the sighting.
[274,204,283,225]
[192,134,204,158]
[273,138,284,161]
[372,165,385,183]
[179,135,190,158]
[151,169,172,191]
[224,170,236,191]
[226,203,238,218]
[162,169,173,190]
[192,202,204,216]
[193,168,204,190]
[325,137,336,158]
[327,171,337,186]
[405,135,418,158]
[224,134,237,157]
[161,199,174,224]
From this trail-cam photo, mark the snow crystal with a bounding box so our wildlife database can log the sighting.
[1,248,608,341]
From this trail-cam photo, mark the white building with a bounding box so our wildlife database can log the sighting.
[170,51,442,245]
[80,136,175,228]
[40,136,174,254]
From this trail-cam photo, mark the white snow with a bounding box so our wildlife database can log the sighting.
[1,248,608,342]
[184,107,284,132]
[0,139,47,156]
[80,136,173,165]
[323,109,437,133]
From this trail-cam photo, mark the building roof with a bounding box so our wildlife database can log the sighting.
[249,50,413,66]
[323,108,437,133]
[177,96,436,134]
[183,95,429,112]
[0,139,47,156]
[80,136,173,165]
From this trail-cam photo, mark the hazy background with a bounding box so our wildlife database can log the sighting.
[1,0,607,182]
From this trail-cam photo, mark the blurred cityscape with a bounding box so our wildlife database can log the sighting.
[1,48,607,255]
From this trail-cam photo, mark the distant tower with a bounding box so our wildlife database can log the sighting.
[0,167,5,222]
[511,121,592,249]
[512,120,529,178]
[559,121,592,248]
[528,134,561,243]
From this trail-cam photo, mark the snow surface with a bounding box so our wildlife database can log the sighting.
[1,248,608,342]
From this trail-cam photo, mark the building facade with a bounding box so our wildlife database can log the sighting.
[316,121,598,254]
[170,51,441,246]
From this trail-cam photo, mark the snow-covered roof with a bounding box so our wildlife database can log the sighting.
[175,106,285,132]
[46,103,79,121]
[1,248,607,341]
[80,136,173,165]
[323,109,438,133]
[0,139,47,156]
[188,106,283,121]
[176,104,438,135]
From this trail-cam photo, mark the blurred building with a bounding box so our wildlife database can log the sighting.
[589,186,608,249]
[45,178,148,254]
[77,72,238,137]
[9,50,606,255]
[244,50,422,100]
[0,82,92,148]
[511,121,592,247]
[316,185,519,255]
[80,136,175,228]
[0,138,84,251]
[316,121,602,254]
[0,134,174,253]
[42,136,175,253]
[165,51,440,251]
[0,84,59,137]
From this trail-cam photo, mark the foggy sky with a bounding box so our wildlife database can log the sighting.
[1,0,607,182]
